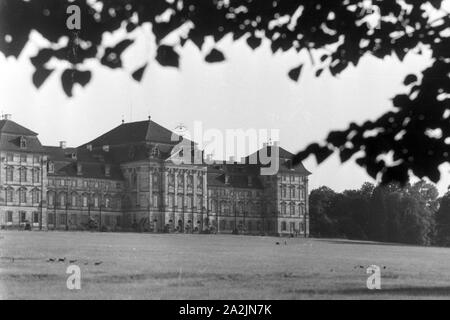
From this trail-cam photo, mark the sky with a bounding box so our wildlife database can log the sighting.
[1,14,449,195]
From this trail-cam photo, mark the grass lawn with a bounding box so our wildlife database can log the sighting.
[1,230,450,299]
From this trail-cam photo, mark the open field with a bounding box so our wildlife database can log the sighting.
[1,231,450,299]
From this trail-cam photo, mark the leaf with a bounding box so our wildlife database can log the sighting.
[404,74,418,86]
[155,45,179,68]
[204,48,225,63]
[315,68,324,77]
[132,63,148,82]
[61,69,91,97]
[32,67,53,89]
[30,48,54,67]
[246,36,262,50]
[288,64,303,82]
[101,39,135,69]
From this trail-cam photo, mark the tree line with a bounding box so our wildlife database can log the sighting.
[309,181,450,247]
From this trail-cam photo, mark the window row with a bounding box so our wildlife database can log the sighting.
[5,166,41,183]
[1,188,41,204]
[280,203,306,216]
[280,185,307,199]
[4,153,41,163]
[47,192,120,209]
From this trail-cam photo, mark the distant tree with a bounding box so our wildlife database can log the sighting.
[1,0,449,185]
[435,192,450,246]
[308,186,338,237]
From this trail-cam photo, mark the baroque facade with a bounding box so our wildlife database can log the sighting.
[0,115,311,236]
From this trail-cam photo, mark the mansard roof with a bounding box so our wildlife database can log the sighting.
[0,119,44,153]
[207,163,264,189]
[80,119,183,148]
[0,119,38,136]
[44,145,123,181]
[244,145,311,176]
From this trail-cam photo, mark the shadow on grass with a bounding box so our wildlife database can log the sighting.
[314,239,407,247]
[289,286,450,297]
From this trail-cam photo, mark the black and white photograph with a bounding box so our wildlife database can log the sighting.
[1,0,450,303]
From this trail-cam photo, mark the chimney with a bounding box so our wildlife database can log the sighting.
[86,144,92,151]
[77,163,82,176]
[2,114,11,120]
[59,141,67,149]
[228,156,235,163]
[105,164,111,177]
[102,145,110,152]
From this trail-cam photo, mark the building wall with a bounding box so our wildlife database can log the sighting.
[208,185,265,234]
[120,160,208,232]
[0,150,48,229]
[0,154,310,237]
[45,175,123,231]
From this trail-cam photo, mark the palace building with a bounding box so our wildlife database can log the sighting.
[0,114,311,236]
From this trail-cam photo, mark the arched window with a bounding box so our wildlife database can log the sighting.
[187,195,193,209]
[168,173,175,186]
[6,188,13,202]
[290,203,296,216]
[19,188,27,203]
[59,193,66,207]
[33,167,40,183]
[32,189,40,204]
[71,193,78,207]
[82,194,88,207]
[281,202,286,215]
[6,166,13,182]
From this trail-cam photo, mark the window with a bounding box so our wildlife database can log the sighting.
[93,196,99,207]
[48,213,55,225]
[19,188,27,203]
[48,192,54,206]
[20,211,26,223]
[6,166,13,182]
[281,221,287,232]
[60,193,66,207]
[70,214,77,225]
[59,214,67,225]
[71,194,77,207]
[32,189,40,204]
[19,167,27,182]
[82,195,88,207]
[6,153,13,162]
[33,168,40,183]
[20,153,27,162]
[187,195,193,209]
[20,137,27,149]
[6,188,13,202]
[33,212,39,224]
[7,211,13,223]
[290,222,295,232]
[281,203,286,215]
[47,161,54,173]
[33,155,40,163]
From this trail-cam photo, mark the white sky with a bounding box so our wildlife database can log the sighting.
[1,16,449,195]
